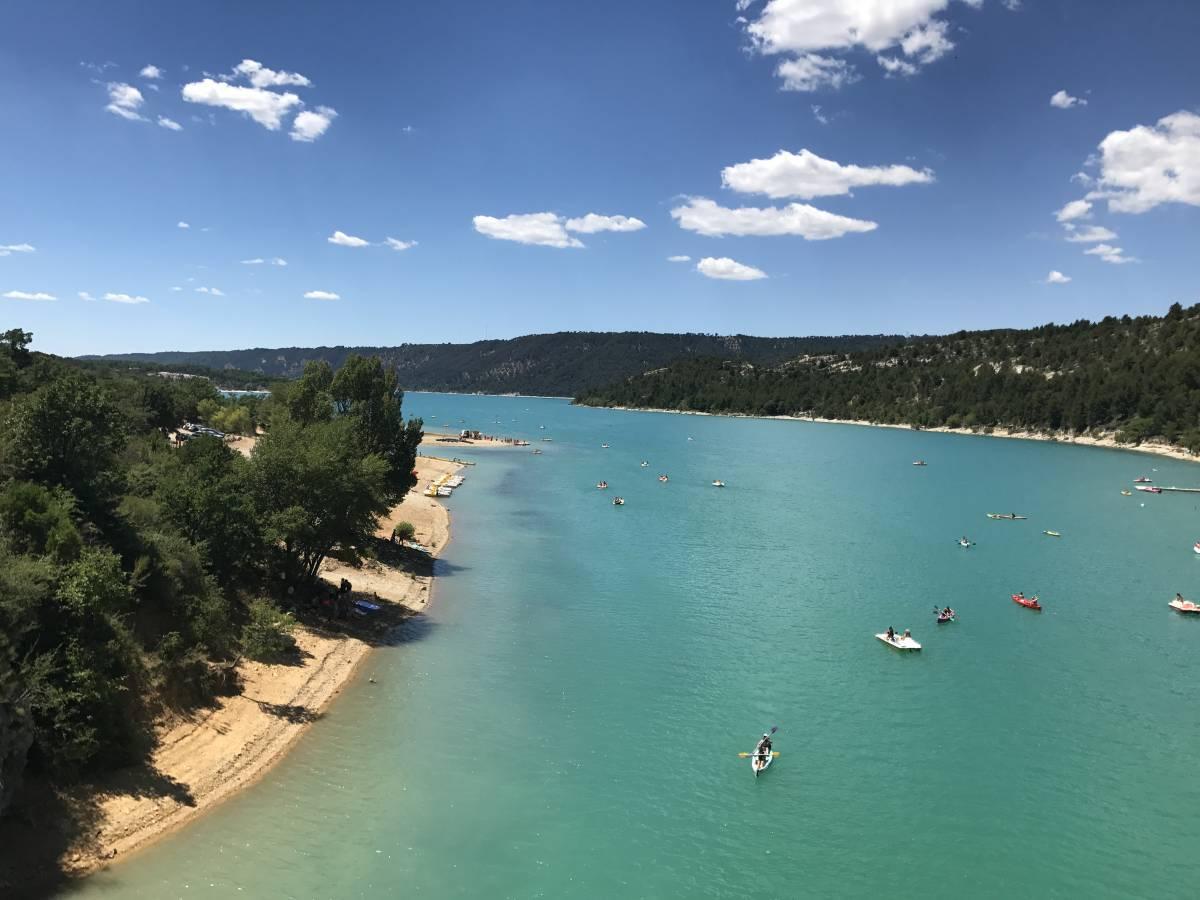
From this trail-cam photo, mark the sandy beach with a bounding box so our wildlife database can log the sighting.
[1,454,462,893]
[595,405,1200,467]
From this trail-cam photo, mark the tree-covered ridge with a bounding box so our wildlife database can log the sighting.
[0,329,422,826]
[84,331,907,397]
[575,304,1200,452]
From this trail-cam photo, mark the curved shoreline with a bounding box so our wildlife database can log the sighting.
[583,404,1200,467]
[6,456,463,893]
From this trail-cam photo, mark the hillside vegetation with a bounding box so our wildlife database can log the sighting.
[576,304,1200,453]
[0,329,421,826]
[86,331,905,397]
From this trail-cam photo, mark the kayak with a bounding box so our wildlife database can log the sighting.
[958,539,973,548]
[751,747,774,777]
[937,613,955,624]
[1043,530,1061,537]
[987,513,1028,520]
[876,632,922,651]
[1169,598,1200,614]
[1012,594,1042,611]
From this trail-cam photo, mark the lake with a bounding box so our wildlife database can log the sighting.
[65,395,1200,899]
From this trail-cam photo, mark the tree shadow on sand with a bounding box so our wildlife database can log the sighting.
[0,761,195,899]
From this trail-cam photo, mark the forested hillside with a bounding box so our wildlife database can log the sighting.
[85,331,905,397]
[0,329,421,827]
[576,304,1200,453]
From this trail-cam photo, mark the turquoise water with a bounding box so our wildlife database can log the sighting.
[67,396,1200,898]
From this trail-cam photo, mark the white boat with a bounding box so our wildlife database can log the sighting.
[601,443,610,449]
[1194,541,1200,555]
[640,461,649,467]
[751,748,773,777]
[712,480,725,487]
[958,538,973,548]
[876,632,922,651]
[612,497,625,506]
[1169,598,1200,614]
[436,486,453,497]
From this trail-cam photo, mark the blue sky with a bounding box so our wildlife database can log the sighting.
[2,0,1198,357]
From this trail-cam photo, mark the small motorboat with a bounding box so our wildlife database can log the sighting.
[912,460,927,466]
[1120,490,1132,496]
[1012,594,1042,611]
[612,497,625,506]
[1135,485,1162,494]
[601,443,610,449]
[1194,541,1200,555]
[658,474,669,483]
[640,461,649,467]
[876,631,922,651]
[531,449,543,455]
[596,481,608,490]
[958,538,973,548]
[541,437,553,442]
[1133,476,1152,483]
[1169,598,1200,614]
[1043,530,1062,537]
[712,480,726,488]
[987,513,1027,520]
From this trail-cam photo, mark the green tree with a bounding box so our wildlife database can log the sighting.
[250,418,390,589]
[1,371,127,513]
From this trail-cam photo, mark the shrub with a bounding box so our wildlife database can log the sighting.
[240,598,296,662]
[392,521,416,542]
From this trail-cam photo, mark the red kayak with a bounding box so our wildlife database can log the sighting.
[1012,594,1042,611]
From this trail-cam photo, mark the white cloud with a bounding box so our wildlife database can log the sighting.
[105,292,150,304]
[177,221,190,229]
[0,243,35,257]
[157,116,183,131]
[3,290,56,301]
[1083,243,1137,264]
[304,290,340,300]
[1070,171,1095,187]
[899,20,952,63]
[775,54,858,92]
[79,291,96,301]
[328,230,370,247]
[745,0,976,89]
[473,212,584,248]
[384,238,417,251]
[170,286,183,291]
[139,64,162,80]
[811,104,828,125]
[241,257,288,266]
[1062,224,1117,243]
[1089,111,1200,214]
[876,55,919,77]
[696,257,768,281]
[195,286,225,296]
[722,148,933,199]
[1050,89,1086,109]
[671,196,876,240]
[667,255,691,262]
[233,59,310,89]
[1044,270,1071,284]
[290,105,337,142]
[563,213,647,233]
[181,78,301,130]
[105,82,146,121]
[1054,199,1091,222]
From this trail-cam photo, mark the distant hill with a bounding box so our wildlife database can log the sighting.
[575,304,1200,453]
[84,331,905,397]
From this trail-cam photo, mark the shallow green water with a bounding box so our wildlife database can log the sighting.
[67,396,1200,899]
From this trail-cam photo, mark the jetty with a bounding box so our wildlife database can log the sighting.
[1158,486,1200,494]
